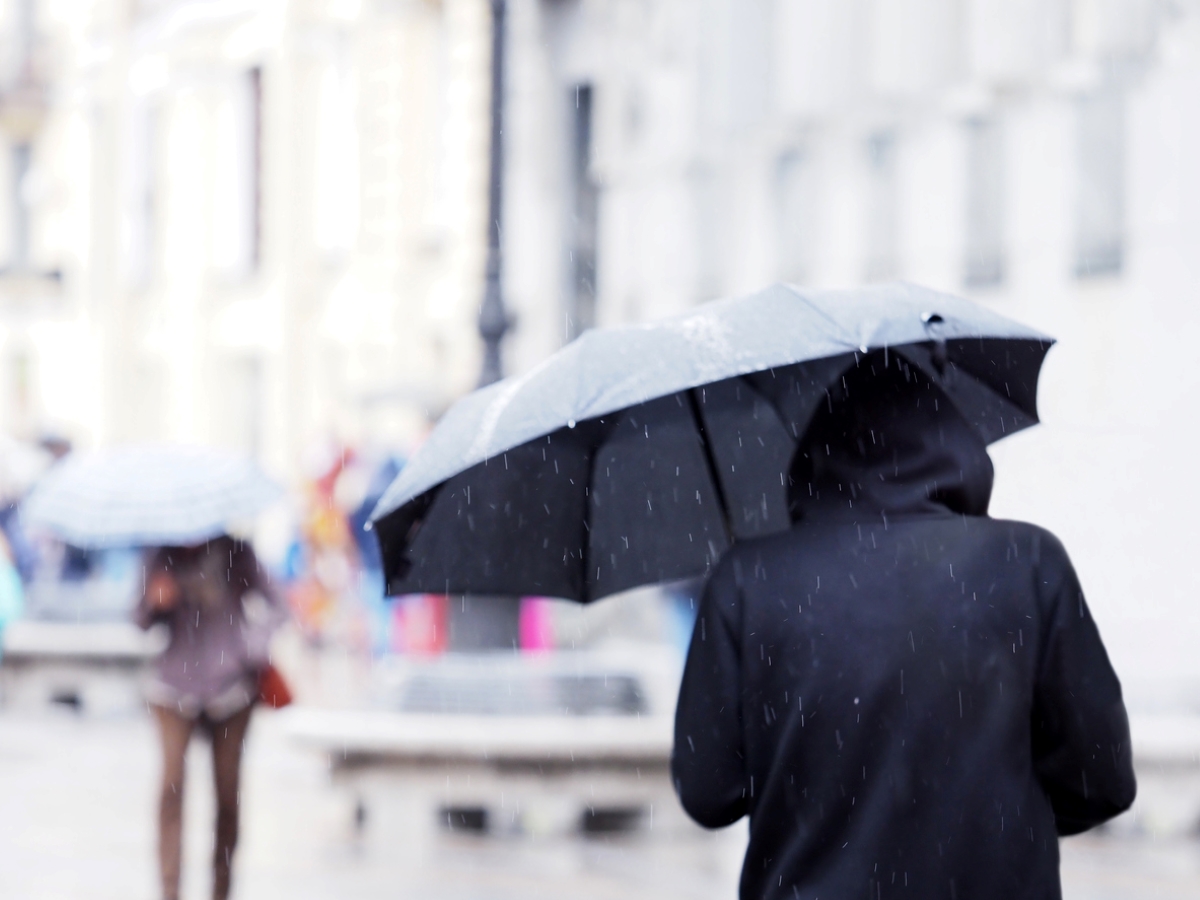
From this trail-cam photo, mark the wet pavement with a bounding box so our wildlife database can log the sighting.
[1,707,1198,899]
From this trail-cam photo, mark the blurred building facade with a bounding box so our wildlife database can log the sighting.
[505,0,1195,343]
[0,0,494,474]
[0,0,1197,692]
[504,0,1200,698]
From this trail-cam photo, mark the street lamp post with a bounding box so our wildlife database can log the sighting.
[477,0,509,388]
[466,0,520,647]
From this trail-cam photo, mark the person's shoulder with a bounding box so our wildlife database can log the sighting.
[972,518,1075,576]
[979,517,1068,550]
[705,526,816,591]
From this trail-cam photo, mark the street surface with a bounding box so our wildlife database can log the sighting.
[1,708,1198,900]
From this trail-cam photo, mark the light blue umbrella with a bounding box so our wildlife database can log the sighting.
[22,444,282,549]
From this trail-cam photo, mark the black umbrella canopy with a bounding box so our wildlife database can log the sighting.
[371,283,1053,603]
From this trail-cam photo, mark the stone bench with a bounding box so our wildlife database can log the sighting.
[283,650,681,836]
[0,620,162,713]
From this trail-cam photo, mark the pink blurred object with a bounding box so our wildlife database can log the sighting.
[519,597,555,653]
[393,594,447,655]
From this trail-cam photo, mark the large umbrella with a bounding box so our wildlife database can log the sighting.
[22,444,282,549]
[370,283,1053,603]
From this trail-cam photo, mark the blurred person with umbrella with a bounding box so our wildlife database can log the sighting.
[23,444,286,900]
[0,532,22,660]
[0,434,54,581]
[347,454,405,654]
[283,445,361,649]
[0,435,48,646]
[366,282,1134,898]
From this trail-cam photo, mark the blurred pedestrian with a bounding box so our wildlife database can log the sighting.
[348,454,404,655]
[0,532,23,658]
[136,535,285,900]
[286,452,357,647]
[673,353,1135,900]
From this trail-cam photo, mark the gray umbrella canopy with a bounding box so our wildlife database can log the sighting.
[371,282,1053,603]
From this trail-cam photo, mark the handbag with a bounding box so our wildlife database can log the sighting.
[257,662,293,709]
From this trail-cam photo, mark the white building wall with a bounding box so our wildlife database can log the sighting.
[506,0,1200,702]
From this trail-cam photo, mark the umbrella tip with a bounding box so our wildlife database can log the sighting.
[921,312,945,325]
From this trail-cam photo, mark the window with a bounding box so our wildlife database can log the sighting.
[314,61,358,255]
[227,355,263,459]
[774,149,816,284]
[125,102,159,286]
[6,345,31,433]
[250,67,263,269]
[1074,89,1124,278]
[10,142,30,269]
[964,116,1005,287]
[864,131,898,281]
[566,83,598,339]
[211,68,262,275]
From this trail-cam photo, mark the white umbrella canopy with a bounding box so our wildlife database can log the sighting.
[22,444,283,549]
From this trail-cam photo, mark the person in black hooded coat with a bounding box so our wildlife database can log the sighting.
[672,351,1135,900]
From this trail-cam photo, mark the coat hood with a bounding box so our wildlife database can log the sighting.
[789,350,994,521]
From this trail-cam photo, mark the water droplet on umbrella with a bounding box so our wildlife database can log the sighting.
[567,419,576,428]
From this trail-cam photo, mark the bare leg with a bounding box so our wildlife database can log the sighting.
[210,704,253,900]
[154,705,195,900]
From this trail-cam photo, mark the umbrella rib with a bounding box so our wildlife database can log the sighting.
[578,424,606,603]
[782,284,857,346]
[685,388,736,541]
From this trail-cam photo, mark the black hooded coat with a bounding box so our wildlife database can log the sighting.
[672,354,1135,900]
